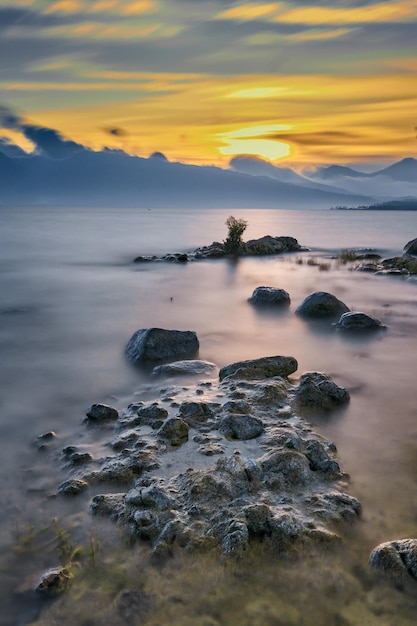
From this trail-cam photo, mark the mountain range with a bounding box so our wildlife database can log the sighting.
[0,123,415,208]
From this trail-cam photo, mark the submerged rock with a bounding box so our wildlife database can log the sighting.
[125,328,199,364]
[35,567,72,595]
[295,292,350,319]
[335,311,386,333]
[369,539,417,581]
[248,286,291,306]
[219,356,298,381]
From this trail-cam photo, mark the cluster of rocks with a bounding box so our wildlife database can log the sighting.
[134,235,304,263]
[50,342,364,567]
[350,237,417,280]
[248,288,387,334]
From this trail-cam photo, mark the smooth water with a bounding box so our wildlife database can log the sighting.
[1,206,417,625]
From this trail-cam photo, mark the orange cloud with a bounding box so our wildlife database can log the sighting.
[45,0,84,13]
[218,3,280,20]
[276,1,417,25]
[120,0,156,14]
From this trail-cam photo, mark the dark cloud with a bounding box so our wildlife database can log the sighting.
[0,137,26,157]
[102,127,129,137]
[270,131,362,146]
[0,103,86,158]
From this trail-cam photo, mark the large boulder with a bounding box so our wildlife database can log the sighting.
[125,328,199,364]
[335,312,386,333]
[369,539,417,581]
[295,292,349,319]
[403,238,417,256]
[219,355,298,381]
[243,236,301,256]
[248,286,291,306]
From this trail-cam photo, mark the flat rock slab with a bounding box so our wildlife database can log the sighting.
[219,356,298,381]
[151,359,216,377]
[125,328,199,364]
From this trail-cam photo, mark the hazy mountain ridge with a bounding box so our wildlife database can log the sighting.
[0,138,370,209]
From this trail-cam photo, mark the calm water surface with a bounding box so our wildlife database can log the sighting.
[1,206,417,625]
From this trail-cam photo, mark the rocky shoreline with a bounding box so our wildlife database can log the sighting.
[31,232,417,604]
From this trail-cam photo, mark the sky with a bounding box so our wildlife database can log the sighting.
[0,0,416,168]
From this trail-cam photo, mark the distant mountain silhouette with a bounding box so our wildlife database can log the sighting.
[310,158,417,182]
[229,155,349,193]
[0,139,370,209]
[369,158,417,183]
[309,164,369,180]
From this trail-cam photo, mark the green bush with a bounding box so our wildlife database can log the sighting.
[223,216,248,255]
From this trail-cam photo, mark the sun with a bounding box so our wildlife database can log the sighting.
[217,124,292,161]
[219,138,290,161]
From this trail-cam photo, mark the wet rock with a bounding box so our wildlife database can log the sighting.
[335,311,386,333]
[221,520,249,554]
[219,356,298,381]
[93,450,160,484]
[403,238,417,257]
[107,430,142,451]
[303,439,341,479]
[369,539,417,581]
[295,291,350,319]
[157,417,189,446]
[65,451,93,466]
[89,493,126,520]
[85,403,118,422]
[57,478,89,495]
[125,328,199,365]
[305,492,361,524]
[219,413,264,440]
[248,286,291,306]
[162,252,189,263]
[178,401,214,427]
[151,359,216,377]
[294,372,350,413]
[194,241,225,259]
[260,449,311,488]
[35,567,72,595]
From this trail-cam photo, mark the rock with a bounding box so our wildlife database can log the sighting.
[35,567,72,595]
[178,401,214,427]
[243,235,301,256]
[219,414,264,440]
[303,440,341,479]
[57,478,89,495]
[89,493,126,520]
[335,311,386,333]
[157,417,189,446]
[294,372,350,413]
[85,403,118,422]
[219,356,298,381]
[151,359,216,377]
[295,291,350,319]
[259,449,311,488]
[248,286,291,306]
[125,328,199,364]
[403,238,417,256]
[193,241,226,259]
[369,539,417,581]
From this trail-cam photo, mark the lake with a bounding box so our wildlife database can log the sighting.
[1,206,417,625]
